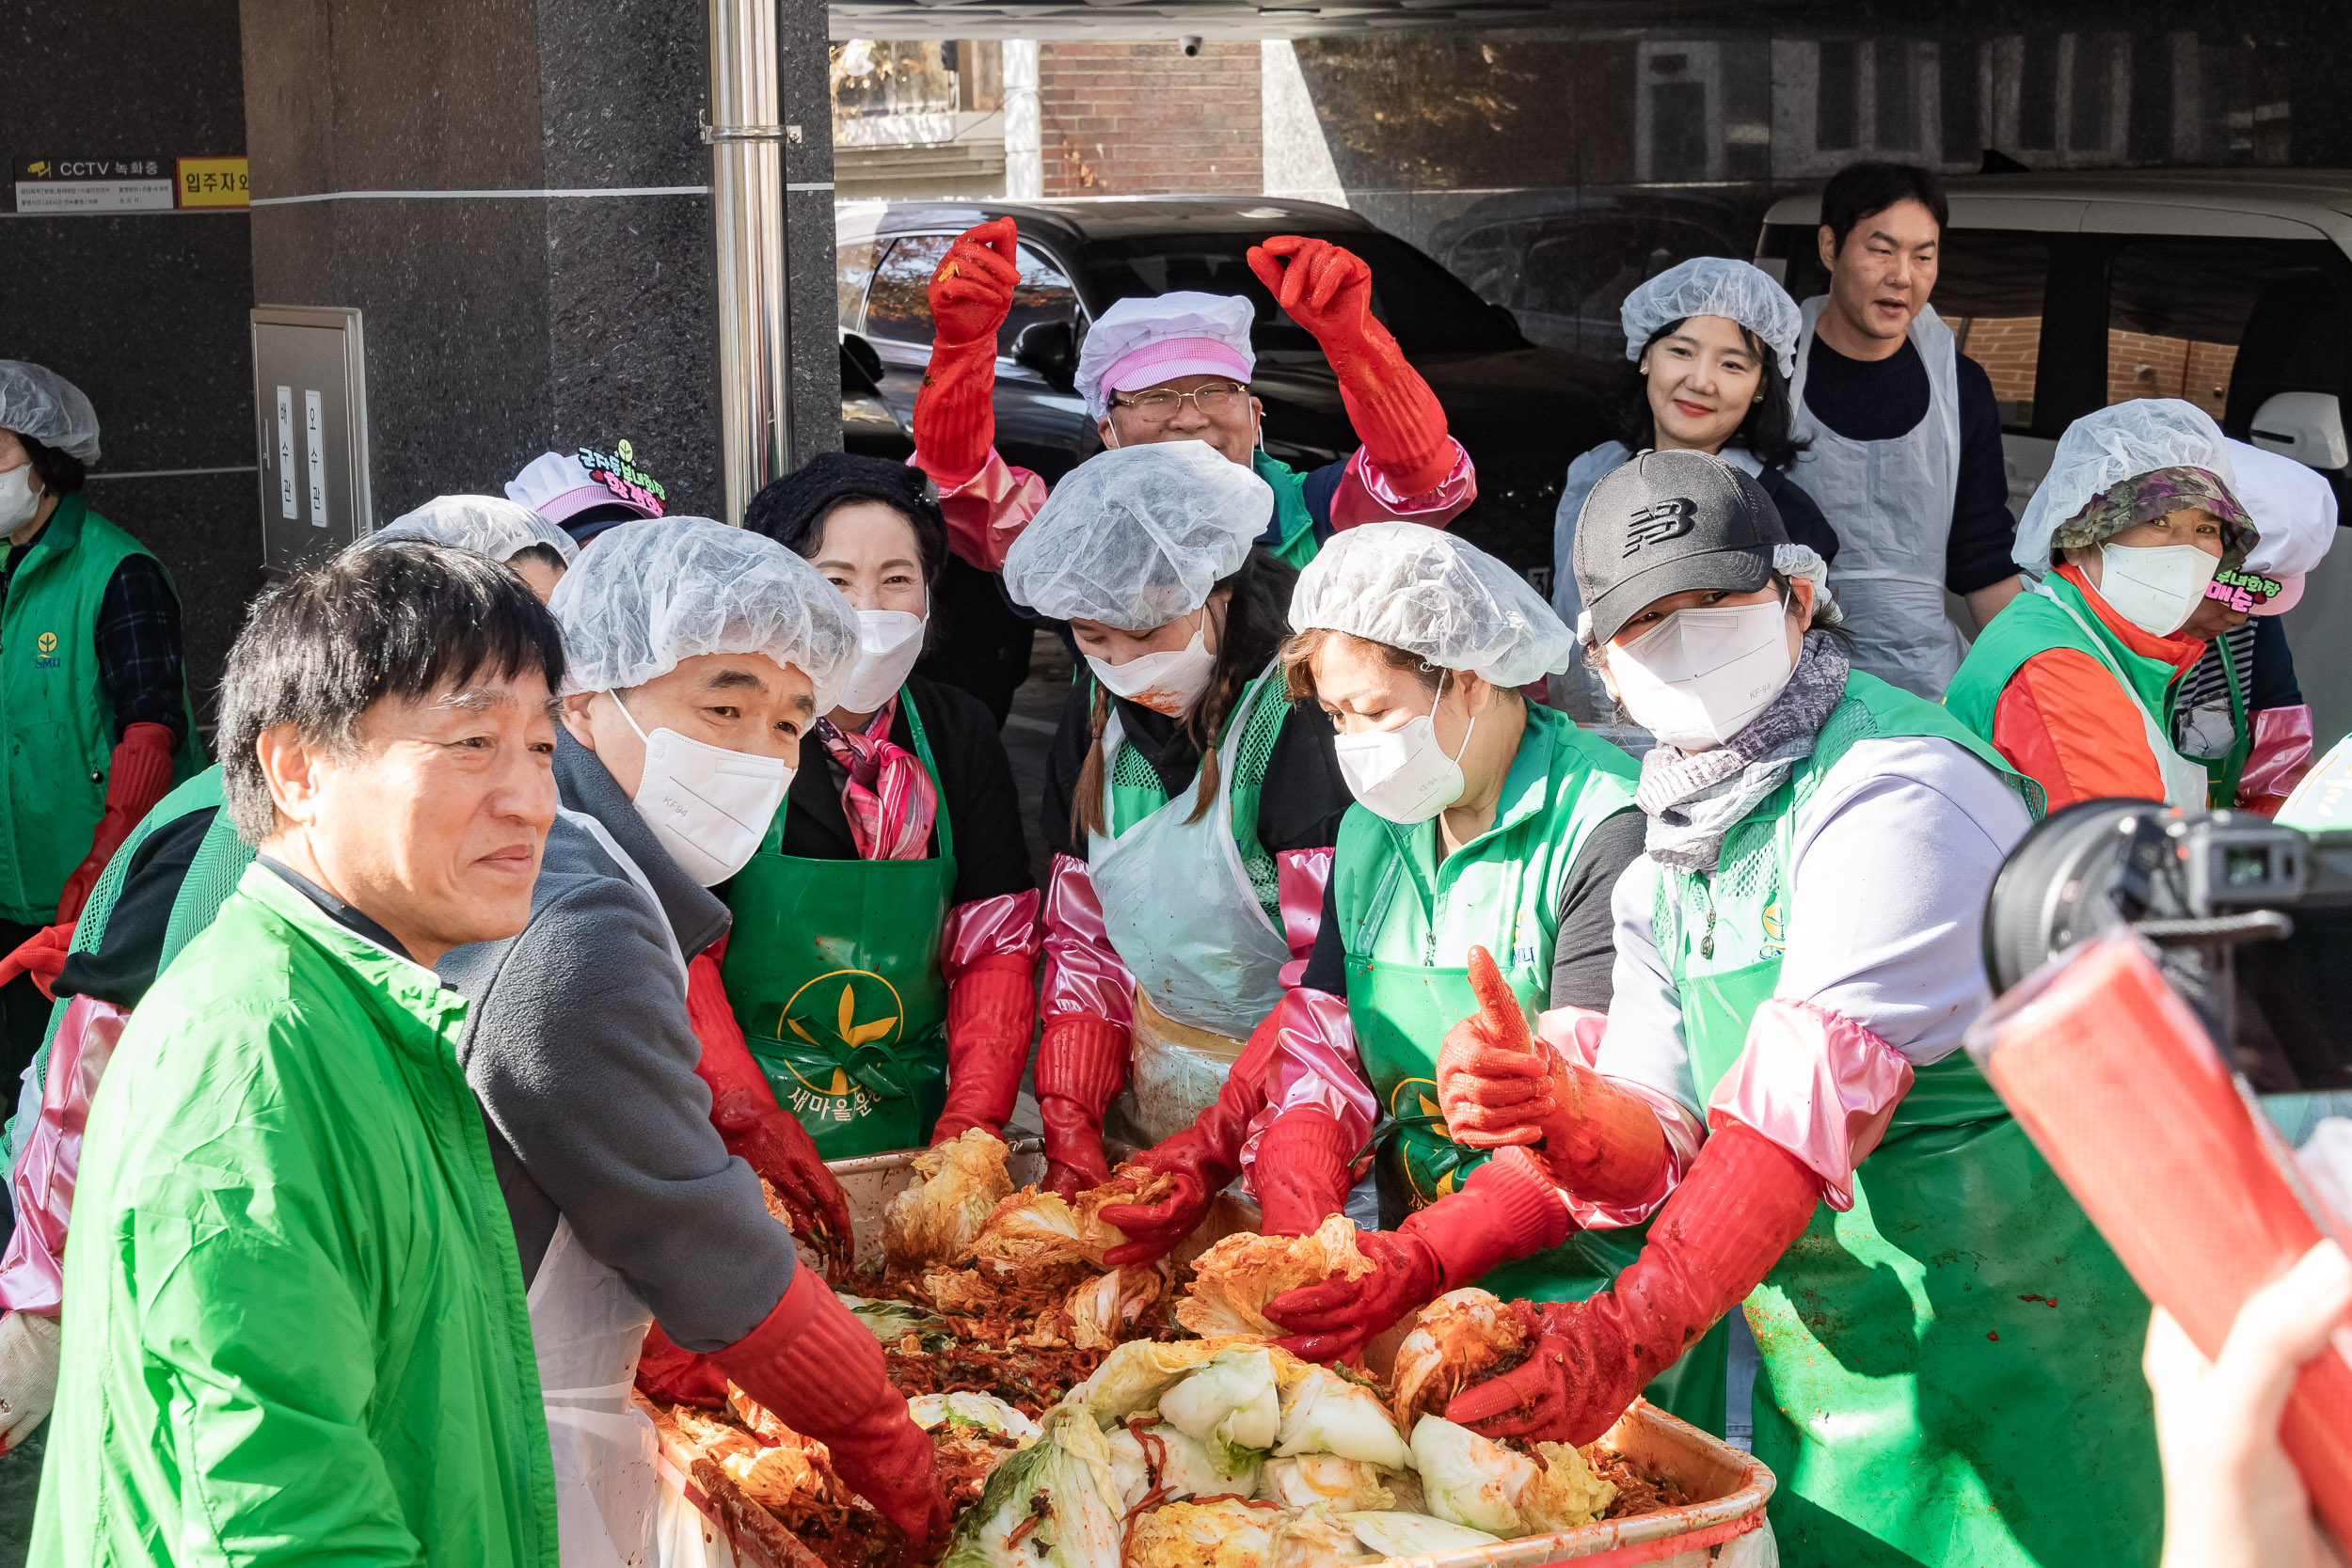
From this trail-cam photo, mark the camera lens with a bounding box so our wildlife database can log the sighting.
[1981,799,2154,996]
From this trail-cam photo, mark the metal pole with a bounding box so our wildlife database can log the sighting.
[706,0,790,525]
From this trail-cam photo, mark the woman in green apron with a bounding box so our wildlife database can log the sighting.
[1946,400,2260,813]
[1447,449,2165,1568]
[1004,441,1367,1198]
[730,455,1040,1160]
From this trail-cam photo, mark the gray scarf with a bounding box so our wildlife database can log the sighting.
[1636,632,1851,874]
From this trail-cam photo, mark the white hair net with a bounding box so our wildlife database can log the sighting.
[548,515,861,710]
[0,361,100,463]
[1620,259,1804,379]
[1001,441,1271,631]
[373,495,580,566]
[1772,543,1845,626]
[1292,521,1573,687]
[2014,399,2239,568]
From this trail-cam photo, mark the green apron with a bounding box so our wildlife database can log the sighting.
[1334,708,1725,1430]
[720,693,957,1158]
[1252,451,1322,571]
[2181,629,2254,808]
[1659,671,2160,1567]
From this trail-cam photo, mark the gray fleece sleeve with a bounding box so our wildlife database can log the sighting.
[459,879,796,1351]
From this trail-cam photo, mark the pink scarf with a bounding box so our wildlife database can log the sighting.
[815,702,938,862]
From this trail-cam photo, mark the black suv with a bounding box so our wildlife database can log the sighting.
[835,196,1616,581]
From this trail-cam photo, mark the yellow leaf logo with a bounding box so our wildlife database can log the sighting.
[838,979,897,1048]
[36,632,56,656]
[1418,1093,1443,1121]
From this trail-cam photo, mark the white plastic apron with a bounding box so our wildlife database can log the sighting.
[1789,296,1968,699]
[1086,665,1293,1040]
[532,807,681,1567]
[2035,583,2211,807]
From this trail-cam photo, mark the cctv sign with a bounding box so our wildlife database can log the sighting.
[13,155,173,214]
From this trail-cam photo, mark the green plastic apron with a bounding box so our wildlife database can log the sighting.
[1660,676,2161,1568]
[721,693,957,1158]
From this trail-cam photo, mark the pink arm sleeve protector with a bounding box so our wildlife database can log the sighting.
[1705,996,1914,1212]
[1534,1004,1701,1227]
[1239,987,1376,1192]
[942,888,1042,981]
[910,449,1048,574]
[0,995,128,1314]
[1323,439,1477,532]
[1041,852,1135,1029]
[1275,847,1332,986]
[2242,705,2316,807]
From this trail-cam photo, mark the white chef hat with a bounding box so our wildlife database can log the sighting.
[0,361,101,464]
[1620,258,1804,379]
[373,495,580,567]
[1001,441,1271,631]
[548,515,861,710]
[1073,292,1256,420]
[2218,437,2339,616]
[2013,399,2245,569]
[1291,522,1574,687]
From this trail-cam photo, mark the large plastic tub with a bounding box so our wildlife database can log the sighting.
[651,1141,1776,1567]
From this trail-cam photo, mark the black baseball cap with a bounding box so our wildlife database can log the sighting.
[1573,450,1790,643]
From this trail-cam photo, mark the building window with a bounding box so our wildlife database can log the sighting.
[1874,40,1917,151]
[2069,35,2115,154]
[2018,36,2058,151]
[1939,41,1979,166]
[1817,40,1859,151]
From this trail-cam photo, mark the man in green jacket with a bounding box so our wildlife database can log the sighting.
[31,543,567,1567]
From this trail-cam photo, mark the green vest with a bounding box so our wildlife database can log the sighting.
[1332,710,1734,1431]
[1252,451,1322,571]
[1653,671,2159,1568]
[5,768,248,1168]
[0,494,204,925]
[1945,570,2181,755]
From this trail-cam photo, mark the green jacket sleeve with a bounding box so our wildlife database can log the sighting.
[125,999,422,1565]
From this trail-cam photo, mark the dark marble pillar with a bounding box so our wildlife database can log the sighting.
[779,0,841,472]
[244,0,841,528]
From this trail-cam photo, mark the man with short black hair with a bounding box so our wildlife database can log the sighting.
[1794,160,2023,698]
[30,544,565,1567]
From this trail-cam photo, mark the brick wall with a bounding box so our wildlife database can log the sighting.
[2106,330,2238,420]
[1953,315,2042,405]
[1038,41,1262,197]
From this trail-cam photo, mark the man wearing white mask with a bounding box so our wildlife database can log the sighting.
[1947,399,2260,811]
[441,517,947,1562]
[735,454,1039,1157]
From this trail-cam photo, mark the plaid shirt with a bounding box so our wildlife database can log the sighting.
[0,548,186,746]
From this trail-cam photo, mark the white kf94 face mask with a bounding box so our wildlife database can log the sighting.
[2096,542,2221,638]
[0,466,39,533]
[614,695,792,885]
[1086,610,1217,717]
[834,610,928,714]
[1332,671,1478,825]
[1606,597,1796,752]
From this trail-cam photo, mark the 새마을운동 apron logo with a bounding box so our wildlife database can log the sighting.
[32,631,59,669]
[771,970,905,1120]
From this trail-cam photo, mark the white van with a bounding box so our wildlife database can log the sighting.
[1757,170,2352,744]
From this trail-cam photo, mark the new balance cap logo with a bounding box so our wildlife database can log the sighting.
[1623,498,1697,555]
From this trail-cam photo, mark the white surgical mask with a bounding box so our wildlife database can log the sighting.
[2096,542,2220,638]
[1087,610,1216,717]
[834,610,927,714]
[1332,672,1476,825]
[1606,597,1795,752]
[612,696,792,886]
[0,466,39,533]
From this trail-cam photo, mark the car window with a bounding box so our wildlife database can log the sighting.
[1524,216,1741,355]
[1936,230,2050,432]
[1079,231,1521,356]
[2106,239,2344,427]
[1000,246,1076,356]
[837,235,886,333]
[861,234,954,345]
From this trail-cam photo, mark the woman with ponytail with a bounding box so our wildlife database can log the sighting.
[1004,442,1359,1197]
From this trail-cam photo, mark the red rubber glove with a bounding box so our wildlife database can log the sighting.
[686,950,854,1279]
[930,951,1037,1146]
[1247,235,1455,496]
[913,217,1021,488]
[0,921,74,1001]
[1444,1122,1820,1445]
[714,1265,950,1550]
[1097,999,1291,1264]
[55,722,176,928]
[1437,945,1669,1209]
[1265,1146,1568,1363]
[1034,1013,1126,1200]
[634,1321,730,1410]
[1251,1104,1356,1238]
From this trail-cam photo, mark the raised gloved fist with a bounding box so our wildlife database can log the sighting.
[1247,234,1375,348]
[929,216,1022,348]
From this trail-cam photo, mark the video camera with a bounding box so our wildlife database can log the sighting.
[1982,798,2352,1092]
